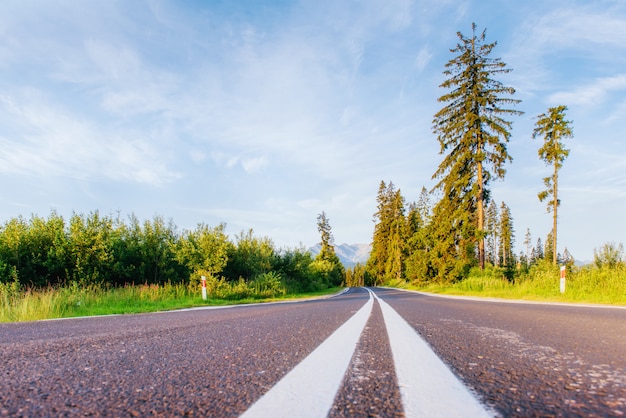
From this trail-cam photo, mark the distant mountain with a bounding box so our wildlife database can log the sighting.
[308,243,371,268]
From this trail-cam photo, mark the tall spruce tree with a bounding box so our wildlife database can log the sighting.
[415,187,432,225]
[428,195,477,282]
[485,200,499,266]
[366,181,406,284]
[317,211,334,258]
[405,188,435,284]
[523,228,533,264]
[367,181,391,284]
[386,189,406,282]
[535,237,544,260]
[532,105,573,265]
[315,211,344,286]
[499,202,514,267]
[545,230,556,264]
[432,23,522,270]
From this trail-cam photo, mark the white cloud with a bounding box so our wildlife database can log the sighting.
[210,152,240,169]
[210,151,268,173]
[380,0,413,30]
[414,46,432,72]
[189,150,207,164]
[242,156,268,173]
[84,39,141,81]
[606,99,626,124]
[0,91,179,185]
[533,8,626,49]
[548,74,626,106]
[340,107,358,126]
[507,6,626,94]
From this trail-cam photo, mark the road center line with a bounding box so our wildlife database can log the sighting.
[371,290,493,418]
[240,290,373,418]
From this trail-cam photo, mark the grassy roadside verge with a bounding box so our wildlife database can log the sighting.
[0,283,343,323]
[385,262,626,306]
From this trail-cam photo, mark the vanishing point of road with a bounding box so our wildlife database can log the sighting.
[1,287,625,417]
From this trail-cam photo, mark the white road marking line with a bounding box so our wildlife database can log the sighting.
[240,291,373,418]
[371,290,493,418]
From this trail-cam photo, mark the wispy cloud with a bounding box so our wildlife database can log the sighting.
[508,6,626,93]
[548,74,626,106]
[0,91,179,185]
[241,156,268,173]
[606,99,626,124]
[533,8,626,48]
[210,152,268,174]
[414,46,433,72]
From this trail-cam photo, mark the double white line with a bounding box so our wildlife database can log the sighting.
[241,289,492,418]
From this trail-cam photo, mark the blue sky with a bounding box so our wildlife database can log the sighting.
[1,0,625,261]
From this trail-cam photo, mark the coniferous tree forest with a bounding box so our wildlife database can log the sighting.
[364,23,582,286]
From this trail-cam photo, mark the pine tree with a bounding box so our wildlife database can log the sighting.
[367,181,392,284]
[485,200,499,266]
[523,228,532,262]
[366,181,406,284]
[385,190,406,282]
[315,211,344,286]
[428,196,476,282]
[406,202,422,238]
[415,187,432,225]
[499,202,514,268]
[535,237,544,260]
[432,23,522,270]
[533,105,573,265]
[404,188,434,284]
[317,211,335,259]
[562,248,574,266]
[545,230,555,264]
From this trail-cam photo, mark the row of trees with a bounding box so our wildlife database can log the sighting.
[362,181,576,286]
[365,23,574,284]
[0,211,344,292]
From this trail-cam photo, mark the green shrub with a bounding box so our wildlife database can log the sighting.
[252,271,286,298]
[594,242,624,269]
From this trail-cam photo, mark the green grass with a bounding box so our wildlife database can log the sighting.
[0,281,343,323]
[398,262,626,305]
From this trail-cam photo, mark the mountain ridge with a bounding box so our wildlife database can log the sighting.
[308,243,371,268]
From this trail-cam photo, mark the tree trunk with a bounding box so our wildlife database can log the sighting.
[477,160,485,270]
[552,166,558,265]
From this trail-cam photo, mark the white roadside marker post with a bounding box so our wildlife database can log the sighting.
[560,265,566,294]
[201,275,207,300]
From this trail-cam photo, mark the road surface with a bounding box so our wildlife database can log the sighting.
[1,287,624,416]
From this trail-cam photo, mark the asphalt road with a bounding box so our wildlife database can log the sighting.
[1,287,624,417]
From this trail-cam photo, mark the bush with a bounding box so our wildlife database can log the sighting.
[251,271,286,298]
[594,242,624,269]
[275,248,319,293]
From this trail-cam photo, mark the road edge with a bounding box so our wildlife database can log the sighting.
[380,287,626,310]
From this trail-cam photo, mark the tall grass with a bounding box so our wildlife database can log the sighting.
[0,281,190,322]
[413,261,626,305]
[0,273,292,322]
